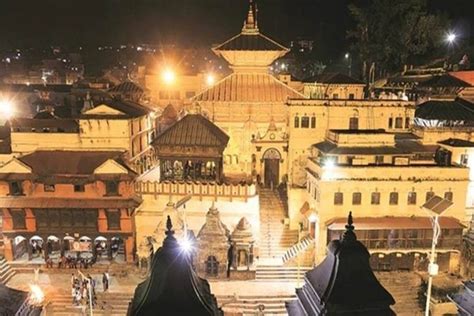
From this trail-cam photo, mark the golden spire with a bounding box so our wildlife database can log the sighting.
[242,0,259,34]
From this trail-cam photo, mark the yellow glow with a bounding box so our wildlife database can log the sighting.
[29,284,45,305]
[206,74,215,86]
[0,100,14,120]
[162,68,176,85]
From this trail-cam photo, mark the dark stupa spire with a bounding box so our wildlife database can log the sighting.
[286,213,395,315]
[128,216,223,316]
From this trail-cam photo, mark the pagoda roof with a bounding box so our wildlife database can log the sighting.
[213,32,288,52]
[287,213,395,315]
[153,114,229,147]
[418,73,472,88]
[128,216,223,316]
[415,97,474,121]
[193,72,304,103]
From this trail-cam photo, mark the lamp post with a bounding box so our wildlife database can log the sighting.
[421,195,453,316]
[345,52,352,77]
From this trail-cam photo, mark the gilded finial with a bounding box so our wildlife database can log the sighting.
[165,215,174,236]
[342,211,356,242]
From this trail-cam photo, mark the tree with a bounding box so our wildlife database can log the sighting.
[348,0,448,78]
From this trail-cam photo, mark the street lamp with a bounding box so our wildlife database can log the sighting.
[308,212,319,266]
[344,53,352,77]
[162,68,176,85]
[421,195,453,316]
[0,99,14,120]
[446,33,456,44]
[206,73,215,86]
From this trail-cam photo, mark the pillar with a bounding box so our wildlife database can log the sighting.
[27,241,33,261]
[107,240,113,260]
[4,237,14,261]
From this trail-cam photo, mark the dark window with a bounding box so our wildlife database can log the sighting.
[375,155,384,165]
[371,192,381,205]
[294,116,300,128]
[11,209,26,229]
[35,210,48,228]
[301,116,310,128]
[9,181,23,196]
[50,210,60,227]
[85,210,98,228]
[310,117,316,128]
[426,191,435,202]
[105,181,119,196]
[407,192,417,205]
[352,192,362,205]
[349,93,355,100]
[74,184,85,192]
[349,117,359,130]
[333,93,339,99]
[389,192,399,205]
[44,184,55,192]
[388,118,393,129]
[395,117,403,128]
[334,192,343,205]
[61,210,73,227]
[106,209,121,230]
[444,192,453,201]
[206,256,219,276]
[405,117,410,128]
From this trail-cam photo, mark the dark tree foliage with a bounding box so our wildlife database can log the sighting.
[348,0,449,76]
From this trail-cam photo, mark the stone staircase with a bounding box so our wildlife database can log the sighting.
[258,189,298,262]
[255,265,312,282]
[0,256,16,284]
[217,294,296,315]
[375,271,424,316]
[281,236,314,264]
[46,291,132,316]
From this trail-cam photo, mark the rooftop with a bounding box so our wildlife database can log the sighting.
[415,98,474,121]
[438,138,474,148]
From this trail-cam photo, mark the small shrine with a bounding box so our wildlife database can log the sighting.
[196,204,230,279]
[286,212,395,315]
[152,114,229,182]
[230,217,256,279]
[128,216,223,316]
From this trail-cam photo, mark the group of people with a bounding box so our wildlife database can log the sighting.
[70,272,110,308]
[46,255,96,269]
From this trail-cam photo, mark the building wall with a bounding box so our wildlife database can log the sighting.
[302,83,365,100]
[287,100,415,186]
[305,160,469,261]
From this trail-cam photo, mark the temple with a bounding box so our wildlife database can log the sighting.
[128,216,223,316]
[286,212,395,315]
[152,114,229,182]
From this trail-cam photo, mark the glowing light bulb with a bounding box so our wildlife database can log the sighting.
[162,69,176,84]
[206,74,215,86]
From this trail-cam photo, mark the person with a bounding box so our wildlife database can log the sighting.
[46,257,53,268]
[71,273,76,288]
[102,272,109,292]
[227,242,234,278]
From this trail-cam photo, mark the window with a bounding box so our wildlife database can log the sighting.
[407,192,417,205]
[461,154,469,166]
[334,192,343,205]
[388,118,393,129]
[9,181,23,196]
[74,184,85,192]
[301,116,310,128]
[349,93,355,100]
[375,155,384,165]
[352,192,362,205]
[106,209,121,230]
[426,191,435,202]
[371,192,381,205]
[206,256,219,276]
[11,209,26,229]
[405,117,410,129]
[444,192,453,201]
[44,184,55,192]
[185,91,196,98]
[389,192,399,205]
[310,116,316,128]
[333,93,339,99]
[294,116,300,128]
[105,181,119,196]
[349,117,359,130]
[395,117,403,128]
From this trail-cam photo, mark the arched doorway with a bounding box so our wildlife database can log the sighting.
[94,236,108,261]
[29,236,44,260]
[111,236,124,262]
[263,148,281,188]
[46,236,61,259]
[12,236,27,260]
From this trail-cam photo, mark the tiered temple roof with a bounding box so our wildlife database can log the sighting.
[286,212,395,315]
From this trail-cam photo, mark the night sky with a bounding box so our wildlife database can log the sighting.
[0,0,472,57]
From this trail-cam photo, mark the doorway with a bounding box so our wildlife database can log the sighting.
[263,148,281,188]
